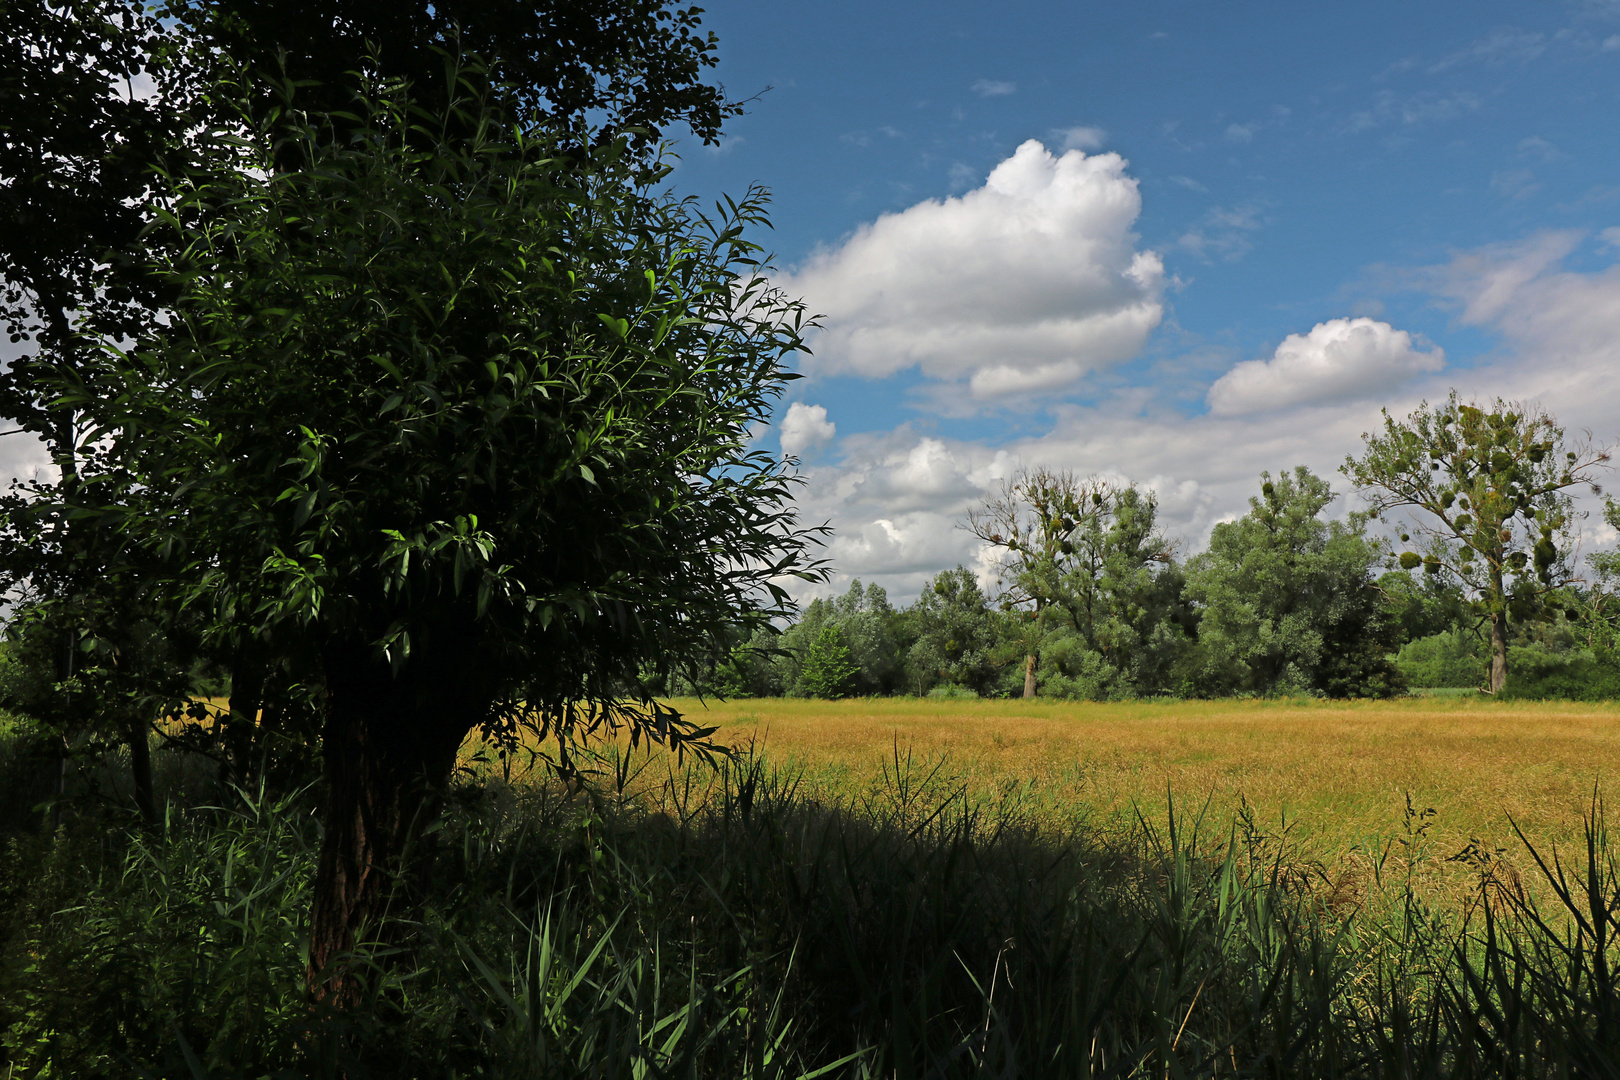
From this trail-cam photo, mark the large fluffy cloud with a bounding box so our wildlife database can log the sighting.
[787,235,1620,604]
[1206,317,1444,416]
[777,140,1164,402]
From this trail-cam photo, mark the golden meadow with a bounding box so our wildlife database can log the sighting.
[476,695,1620,912]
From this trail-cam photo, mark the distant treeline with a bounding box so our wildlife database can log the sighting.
[668,465,1620,702]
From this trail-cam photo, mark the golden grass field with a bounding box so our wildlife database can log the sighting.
[635,695,1620,898]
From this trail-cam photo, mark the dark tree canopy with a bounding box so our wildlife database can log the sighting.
[0,0,182,457]
[1184,467,1403,698]
[166,0,741,150]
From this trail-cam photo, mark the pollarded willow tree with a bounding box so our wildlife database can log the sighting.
[43,67,822,999]
[1343,393,1609,694]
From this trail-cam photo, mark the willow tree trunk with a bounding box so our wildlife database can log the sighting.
[306,640,490,1003]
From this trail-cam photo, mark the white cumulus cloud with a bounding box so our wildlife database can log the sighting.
[777,402,836,458]
[778,139,1165,404]
[1206,317,1444,416]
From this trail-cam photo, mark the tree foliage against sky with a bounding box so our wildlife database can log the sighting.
[1344,393,1609,693]
[1184,467,1402,698]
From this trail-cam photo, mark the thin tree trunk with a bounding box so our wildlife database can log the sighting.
[1023,653,1037,698]
[127,715,158,829]
[1489,611,1509,694]
[223,641,266,789]
[49,629,74,834]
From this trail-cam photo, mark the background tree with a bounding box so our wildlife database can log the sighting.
[1048,483,1192,696]
[1184,468,1402,698]
[1344,393,1608,693]
[799,626,859,700]
[777,579,900,696]
[38,70,819,998]
[903,566,998,697]
[967,469,1099,698]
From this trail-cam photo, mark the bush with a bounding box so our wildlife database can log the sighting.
[1499,643,1620,701]
[1394,631,1486,688]
[925,684,979,700]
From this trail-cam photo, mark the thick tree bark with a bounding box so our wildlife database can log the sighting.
[1023,653,1037,698]
[1489,611,1509,694]
[306,640,488,1003]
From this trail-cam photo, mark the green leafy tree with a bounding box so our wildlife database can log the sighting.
[1185,468,1403,698]
[777,580,899,697]
[1344,393,1609,693]
[2,0,758,796]
[1049,483,1192,695]
[967,468,1096,698]
[904,566,997,696]
[32,71,819,997]
[799,626,859,700]
[970,473,1192,698]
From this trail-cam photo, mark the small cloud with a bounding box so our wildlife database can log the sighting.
[1517,135,1562,162]
[704,135,746,156]
[1206,317,1444,416]
[1054,125,1106,151]
[779,402,837,458]
[971,79,1016,97]
[946,161,978,191]
[1605,34,1620,52]
[1428,28,1546,72]
[1168,175,1208,192]
[877,125,905,139]
[1225,122,1258,143]
[1600,226,1620,249]
[1344,89,1482,134]
[1492,168,1540,201]
[1179,203,1264,262]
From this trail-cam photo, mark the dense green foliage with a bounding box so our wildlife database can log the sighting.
[0,0,824,1001]
[1181,468,1402,698]
[676,465,1620,703]
[708,469,1451,702]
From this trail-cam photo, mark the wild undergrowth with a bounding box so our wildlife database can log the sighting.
[1,737,1618,1077]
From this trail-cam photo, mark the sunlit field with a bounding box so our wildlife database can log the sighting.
[525,695,1620,910]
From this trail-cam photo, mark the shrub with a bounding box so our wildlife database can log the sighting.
[1394,631,1485,688]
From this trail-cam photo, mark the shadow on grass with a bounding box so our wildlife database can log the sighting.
[2,735,1619,1077]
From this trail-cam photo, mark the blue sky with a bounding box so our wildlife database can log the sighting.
[662,1,1620,601]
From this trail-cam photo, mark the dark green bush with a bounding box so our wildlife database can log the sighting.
[1498,643,1620,701]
